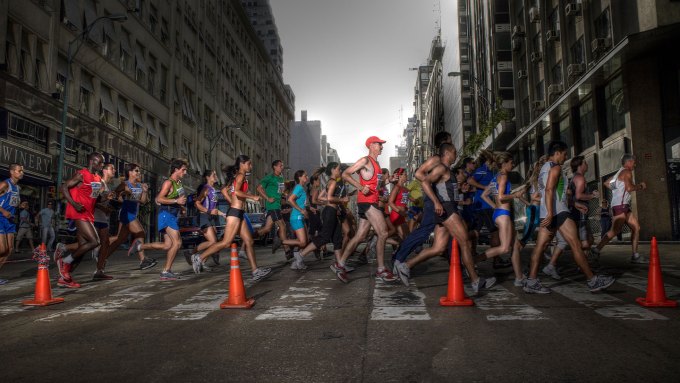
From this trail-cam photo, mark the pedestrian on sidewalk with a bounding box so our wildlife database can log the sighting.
[14,201,35,253]
[37,201,56,251]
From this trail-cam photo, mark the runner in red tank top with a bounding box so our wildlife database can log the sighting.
[331,136,397,283]
[54,152,105,288]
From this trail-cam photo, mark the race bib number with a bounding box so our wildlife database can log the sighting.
[177,187,185,197]
[130,187,143,201]
[401,192,409,205]
[9,194,20,207]
[453,184,463,202]
[376,173,383,185]
[277,182,285,194]
[90,182,102,198]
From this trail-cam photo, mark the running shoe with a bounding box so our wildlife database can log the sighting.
[542,264,562,280]
[57,276,81,288]
[201,261,212,272]
[376,268,398,283]
[160,270,179,280]
[128,238,142,257]
[493,257,512,269]
[471,276,496,294]
[60,262,73,281]
[587,274,615,292]
[212,253,221,265]
[590,247,601,258]
[331,262,349,283]
[393,260,410,286]
[272,236,282,254]
[514,275,527,287]
[238,250,247,260]
[92,270,114,281]
[0,279,8,285]
[290,252,306,270]
[252,267,272,281]
[139,257,158,270]
[183,249,193,265]
[285,249,294,261]
[343,263,355,272]
[631,253,648,264]
[191,253,202,274]
[523,278,551,294]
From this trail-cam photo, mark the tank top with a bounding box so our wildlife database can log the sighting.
[331,178,347,199]
[201,184,217,211]
[393,185,409,208]
[357,156,381,204]
[539,161,569,218]
[121,181,143,217]
[229,177,249,195]
[489,174,512,206]
[609,167,631,207]
[435,170,460,204]
[0,178,20,215]
[65,168,102,220]
[93,181,111,224]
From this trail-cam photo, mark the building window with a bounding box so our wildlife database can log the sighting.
[571,37,584,64]
[603,75,625,138]
[559,118,573,156]
[7,113,48,151]
[578,99,596,151]
[80,72,94,115]
[594,7,611,39]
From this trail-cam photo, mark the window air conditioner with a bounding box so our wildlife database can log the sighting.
[567,63,585,77]
[529,7,540,23]
[546,29,560,42]
[548,84,563,96]
[530,51,543,63]
[565,2,581,16]
[517,70,528,79]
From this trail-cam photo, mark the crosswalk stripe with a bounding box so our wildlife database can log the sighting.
[464,285,547,321]
[550,280,668,320]
[371,279,430,320]
[255,276,331,320]
[614,273,680,298]
[37,282,153,322]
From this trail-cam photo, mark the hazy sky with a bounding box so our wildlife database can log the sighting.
[270,0,439,165]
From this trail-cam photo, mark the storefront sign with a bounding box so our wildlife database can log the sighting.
[0,139,52,179]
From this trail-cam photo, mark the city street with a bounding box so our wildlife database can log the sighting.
[2,243,679,382]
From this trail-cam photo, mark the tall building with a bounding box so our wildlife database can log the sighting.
[240,0,284,74]
[506,0,680,240]
[1,0,294,235]
[289,110,322,176]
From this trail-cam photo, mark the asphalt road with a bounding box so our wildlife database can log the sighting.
[2,243,680,382]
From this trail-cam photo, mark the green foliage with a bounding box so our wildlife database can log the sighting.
[462,101,509,157]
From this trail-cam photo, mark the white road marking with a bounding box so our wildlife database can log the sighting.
[615,273,680,298]
[37,283,153,322]
[256,277,331,320]
[463,285,547,321]
[551,281,668,320]
[371,279,430,320]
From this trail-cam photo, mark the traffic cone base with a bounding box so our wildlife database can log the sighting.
[636,237,677,308]
[23,243,65,306]
[635,297,678,308]
[220,297,255,309]
[439,238,474,307]
[220,243,255,310]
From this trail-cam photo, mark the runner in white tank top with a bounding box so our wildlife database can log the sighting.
[592,154,647,264]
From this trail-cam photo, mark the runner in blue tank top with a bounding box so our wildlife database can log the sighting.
[107,163,157,270]
[0,163,24,284]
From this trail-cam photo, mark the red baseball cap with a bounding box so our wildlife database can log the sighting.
[365,136,386,148]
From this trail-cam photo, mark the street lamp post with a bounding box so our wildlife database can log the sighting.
[448,71,497,150]
[56,14,127,222]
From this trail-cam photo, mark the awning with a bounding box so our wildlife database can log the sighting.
[132,107,143,127]
[100,86,115,114]
[146,118,158,138]
[158,123,169,147]
[134,45,146,73]
[84,0,102,44]
[117,98,129,120]
[63,0,81,31]
[80,74,94,92]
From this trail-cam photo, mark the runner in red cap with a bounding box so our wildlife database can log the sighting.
[332,136,397,283]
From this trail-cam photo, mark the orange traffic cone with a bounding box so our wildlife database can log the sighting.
[440,238,474,307]
[220,243,255,309]
[23,244,65,306]
[636,237,677,308]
